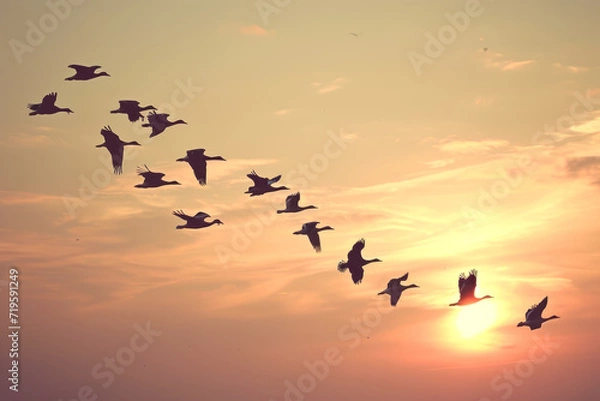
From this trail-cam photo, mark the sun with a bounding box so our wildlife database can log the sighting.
[455,301,497,338]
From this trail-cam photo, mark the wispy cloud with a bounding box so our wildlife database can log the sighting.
[434,138,511,154]
[553,62,590,73]
[474,96,494,107]
[484,51,536,71]
[313,77,348,94]
[274,109,291,116]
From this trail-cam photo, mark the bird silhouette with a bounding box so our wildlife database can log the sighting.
[65,65,110,81]
[449,269,493,306]
[28,92,73,115]
[95,125,141,174]
[245,170,289,196]
[142,111,187,138]
[337,238,382,284]
[134,165,180,188]
[277,192,317,214]
[176,148,226,186]
[378,273,419,306]
[293,222,334,253]
[172,210,223,229]
[517,296,560,330]
[110,100,156,122]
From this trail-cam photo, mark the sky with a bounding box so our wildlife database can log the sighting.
[1,0,600,400]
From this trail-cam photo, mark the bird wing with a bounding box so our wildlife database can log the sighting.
[247,170,268,186]
[267,175,282,185]
[100,126,119,142]
[347,238,366,261]
[136,165,164,180]
[387,278,398,288]
[390,290,401,306]
[398,272,409,282]
[303,221,319,230]
[119,100,140,108]
[286,192,300,209]
[173,210,193,221]
[41,92,57,108]
[349,264,364,284]
[68,64,98,72]
[156,113,170,124]
[192,212,210,221]
[459,270,477,298]
[190,159,208,185]
[526,296,548,321]
[110,145,124,175]
[307,231,322,252]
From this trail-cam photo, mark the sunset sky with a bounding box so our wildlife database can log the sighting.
[1,0,600,400]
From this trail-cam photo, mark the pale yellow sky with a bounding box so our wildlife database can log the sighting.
[1,0,600,400]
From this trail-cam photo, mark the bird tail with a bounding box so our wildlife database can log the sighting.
[176,225,185,229]
[377,289,388,296]
[337,261,348,272]
[276,210,285,214]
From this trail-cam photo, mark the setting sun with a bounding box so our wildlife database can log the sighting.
[455,301,498,338]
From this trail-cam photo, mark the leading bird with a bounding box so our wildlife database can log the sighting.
[449,269,493,306]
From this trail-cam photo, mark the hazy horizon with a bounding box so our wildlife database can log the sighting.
[1,1,599,400]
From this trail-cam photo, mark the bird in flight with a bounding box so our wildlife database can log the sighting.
[110,100,156,122]
[350,32,362,37]
[517,296,560,330]
[28,92,73,115]
[378,273,419,306]
[277,192,317,214]
[134,165,181,188]
[337,238,382,284]
[65,64,110,81]
[449,269,493,306]
[95,125,141,174]
[293,222,334,253]
[142,111,187,138]
[176,148,226,186]
[172,210,223,229]
[245,170,289,196]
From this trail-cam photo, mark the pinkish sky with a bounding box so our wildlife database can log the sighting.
[1,0,599,400]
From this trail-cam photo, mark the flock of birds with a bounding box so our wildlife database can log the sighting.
[27,64,560,332]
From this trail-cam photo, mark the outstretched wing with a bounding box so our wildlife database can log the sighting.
[267,175,282,185]
[192,212,210,221]
[307,232,321,252]
[286,193,300,209]
[526,296,548,321]
[389,289,401,306]
[189,159,208,185]
[459,270,477,299]
[349,264,364,284]
[247,170,268,187]
[398,272,409,282]
[119,100,140,108]
[347,238,366,261]
[136,165,164,180]
[100,126,119,142]
[41,92,57,108]
[173,210,193,222]
[69,64,100,72]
